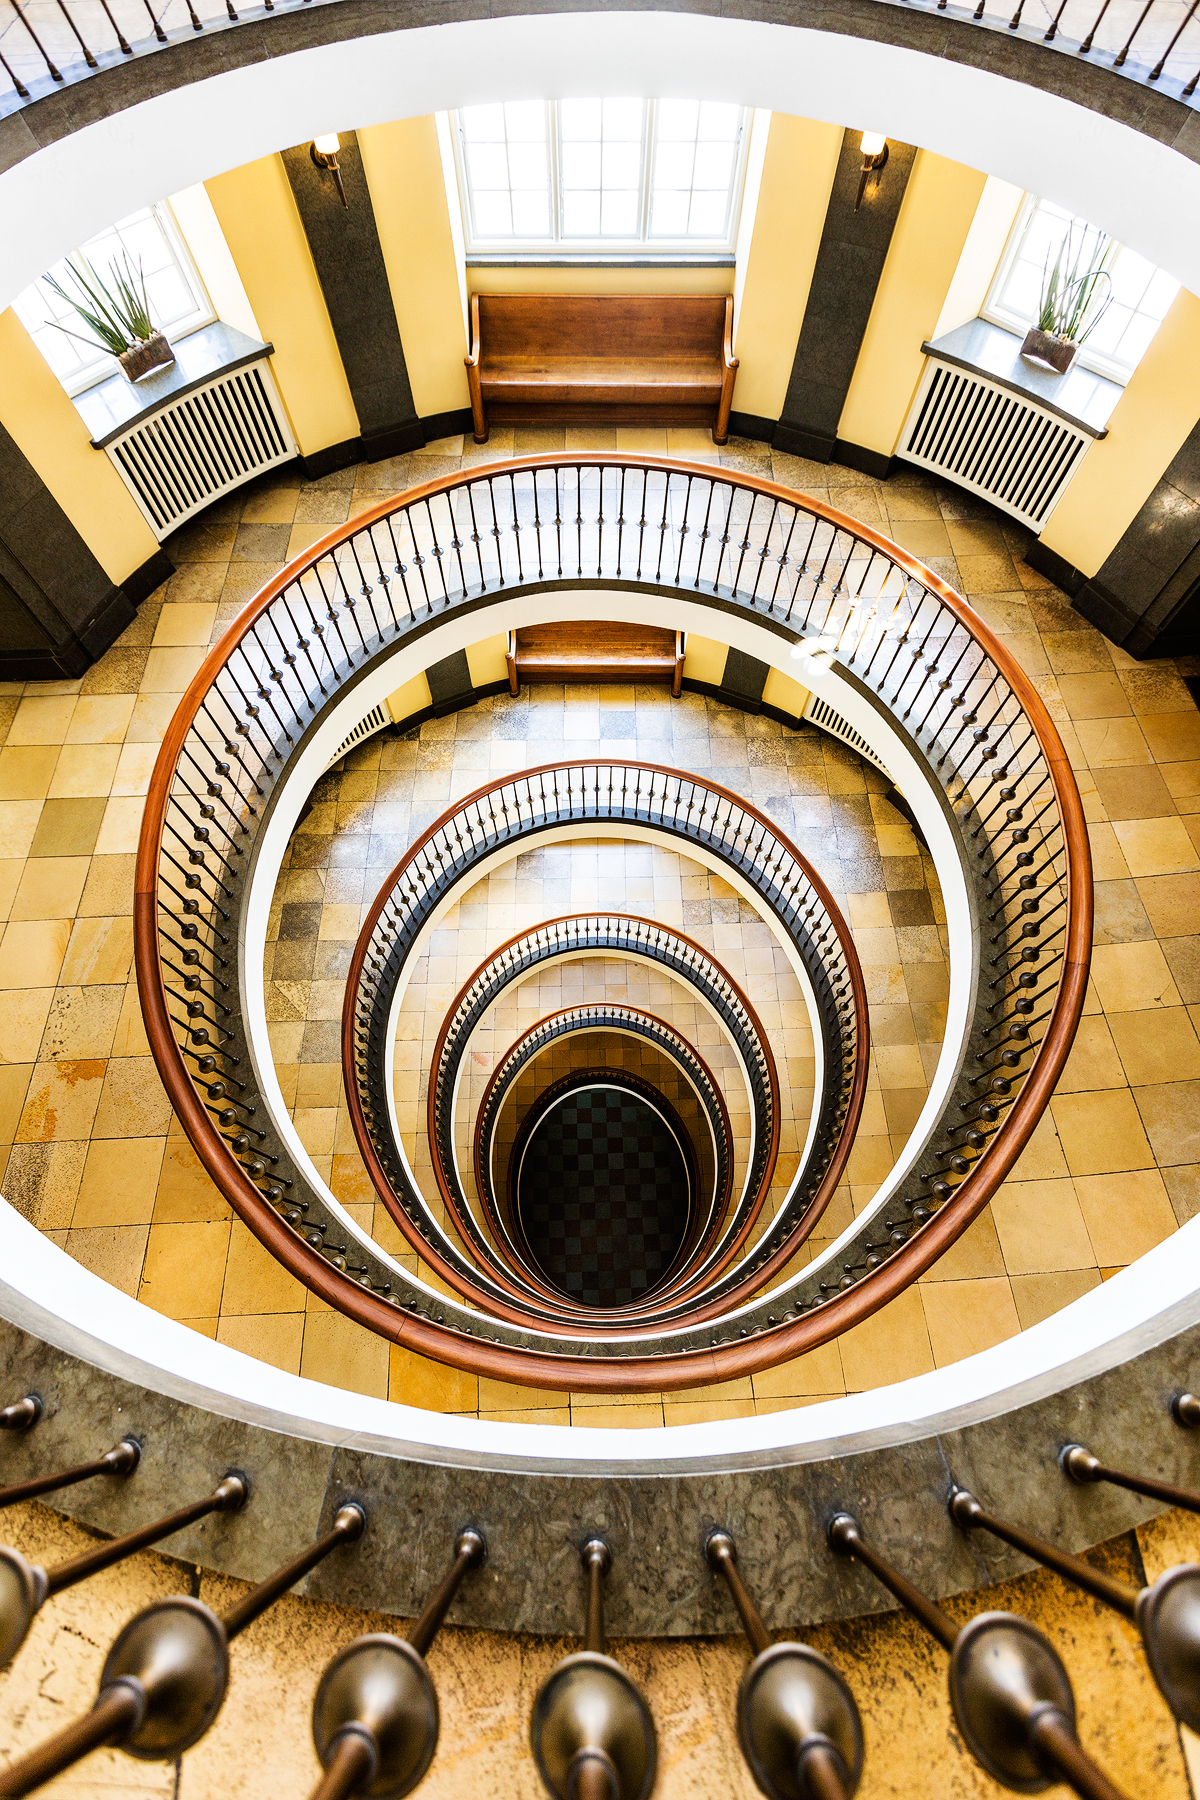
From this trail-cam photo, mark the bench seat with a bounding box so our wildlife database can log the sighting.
[506,624,684,695]
[466,295,738,443]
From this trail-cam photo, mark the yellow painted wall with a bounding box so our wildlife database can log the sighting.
[933,174,1024,339]
[358,118,472,418]
[838,152,988,457]
[204,155,359,457]
[1040,285,1200,576]
[763,666,810,719]
[681,635,728,685]
[466,635,509,687]
[386,672,433,723]
[731,114,842,420]
[0,309,159,583]
[465,265,733,298]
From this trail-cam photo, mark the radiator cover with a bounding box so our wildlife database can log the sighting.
[899,358,1093,530]
[104,360,297,540]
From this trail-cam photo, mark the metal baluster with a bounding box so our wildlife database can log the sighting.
[0,1436,138,1510]
[530,1539,655,1800]
[0,1471,247,1669]
[706,1531,862,1799]
[949,1486,1200,1734]
[308,1528,485,1800]
[5,0,61,80]
[0,1397,40,1432]
[0,1503,366,1797]
[829,1513,1129,1799]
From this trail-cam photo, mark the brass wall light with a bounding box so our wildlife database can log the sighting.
[855,132,888,211]
[311,133,348,207]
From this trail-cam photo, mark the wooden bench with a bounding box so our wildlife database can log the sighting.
[506,624,684,695]
[465,294,738,445]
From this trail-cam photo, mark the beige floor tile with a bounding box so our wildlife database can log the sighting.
[64,695,136,744]
[59,916,134,986]
[838,1286,933,1390]
[64,1222,148,1296]
[6,696,77,745]
[94,795,147,856]
[1010,1268,1103,1329]
[0,1064,34,1141]
[662,1399,756,1425]
[8,855,90,924]
[1055,673,1132,719]
[46,744,120,799]
[750,1340,845,1399]
[922,1277,1021,1363]
[73,1136,165,1226]
[111,742,159,797]
[152,1135,232,1222]
[1142,711,1200,764]
[299,1309,390,1398]
[0,919,72,990]
[1110,815,1198,879]
[478,1377,572,1412]
[140,646,208,693]
[216,1312,306,1372]
[1134,1080,1200,1168]
[0,801,46,859]
[990,1177,1095,1274]
[1050,1088,1156,1177]
[479,1408,571,1425]
[220,1218,309,1313]
[1074,718,1151,766]
[918,1207,1007,1281]
[1075,1169,1178,1265]
[92,1056,173,1139]
[0,746,59,800]
[151,603,218,646]
[0,988,54,1064]
[1108,1007,1200,1086]
[1089,940,1181,1012]
[138,1220,230,1319]
[1054,1015,1126,1092]
[389,1346,479,1412]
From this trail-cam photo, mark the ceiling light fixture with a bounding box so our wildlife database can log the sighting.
[855,131,889,212]
[311,134,348,208]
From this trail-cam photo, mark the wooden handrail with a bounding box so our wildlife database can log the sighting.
[133,455,1090,1392]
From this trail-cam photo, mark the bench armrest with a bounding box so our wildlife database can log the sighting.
[714,295,738,444]
[464,294,487,442]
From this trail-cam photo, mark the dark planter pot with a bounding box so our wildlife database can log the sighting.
[117,331,175,382]
[1020,327,1079,376]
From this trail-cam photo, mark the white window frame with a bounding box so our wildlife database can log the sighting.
[450,99,753,257]
[981,194,1179,386]
[14,201,215,399]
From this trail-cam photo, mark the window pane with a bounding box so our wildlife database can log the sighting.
[693,141,734,188]
[1142,267,1181,321]
[561,97,602,140]
[697,101,740,139]
[687,190,729,236]
[601,191,639,235]
[603,142,641,187]
[654,142,694,188]
[562,142,602,187]
[603,96,643,137]
[656,98,698,140]
[649,190,689,236]
[563,191,601,235]
[462,102,550,240]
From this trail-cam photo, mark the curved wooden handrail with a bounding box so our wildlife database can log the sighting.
[133,454,1091,1392]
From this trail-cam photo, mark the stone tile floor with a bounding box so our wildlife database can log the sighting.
[0,427,1197,1429]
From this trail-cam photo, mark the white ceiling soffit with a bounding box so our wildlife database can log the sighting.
[1,13,1199,306]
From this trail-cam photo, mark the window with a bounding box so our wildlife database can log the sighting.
[452,98,751,255]
[14,203,214,397]
[982,195,1180,383]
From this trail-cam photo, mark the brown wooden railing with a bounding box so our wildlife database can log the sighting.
[134,455,1091,1391]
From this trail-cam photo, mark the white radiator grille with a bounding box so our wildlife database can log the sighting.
[899,359,1093,530]
[803,693,888,773]
[326,703,391,770]
[106,361,297,540]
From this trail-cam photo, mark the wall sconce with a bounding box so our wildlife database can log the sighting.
[311,134,347,208]
[855,131,889,211]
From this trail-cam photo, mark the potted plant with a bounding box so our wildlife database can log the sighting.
[1021,221,1113,376]
[44,251,175,383]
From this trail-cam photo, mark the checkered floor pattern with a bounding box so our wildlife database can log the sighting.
[516,1084,691,1308]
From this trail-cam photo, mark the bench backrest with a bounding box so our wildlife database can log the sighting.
[474,294,730,363]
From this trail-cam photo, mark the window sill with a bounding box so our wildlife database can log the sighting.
[922,319,1122,439]
[465,254,736,269]
[73,320,274,449]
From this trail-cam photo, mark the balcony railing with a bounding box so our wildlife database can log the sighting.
[1,0,1198,113]
[133,454,1090,1390]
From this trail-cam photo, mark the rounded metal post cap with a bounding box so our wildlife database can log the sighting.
[312,1633,439,1798]
[531,1652,656,1800]
[737,1642,864,1800]
[1137,1563,1200,1733]
[99,1596,230,1759]
[1059,1444,1101,1484]
[0,1546,48,1666]
[455,1526,486,1566]
[1172,1394,1200,1430]
[705,1529,736,1570]
[581,1537,612,1576]
[826,1513,861,1557]
[948,1612,1074,1792]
